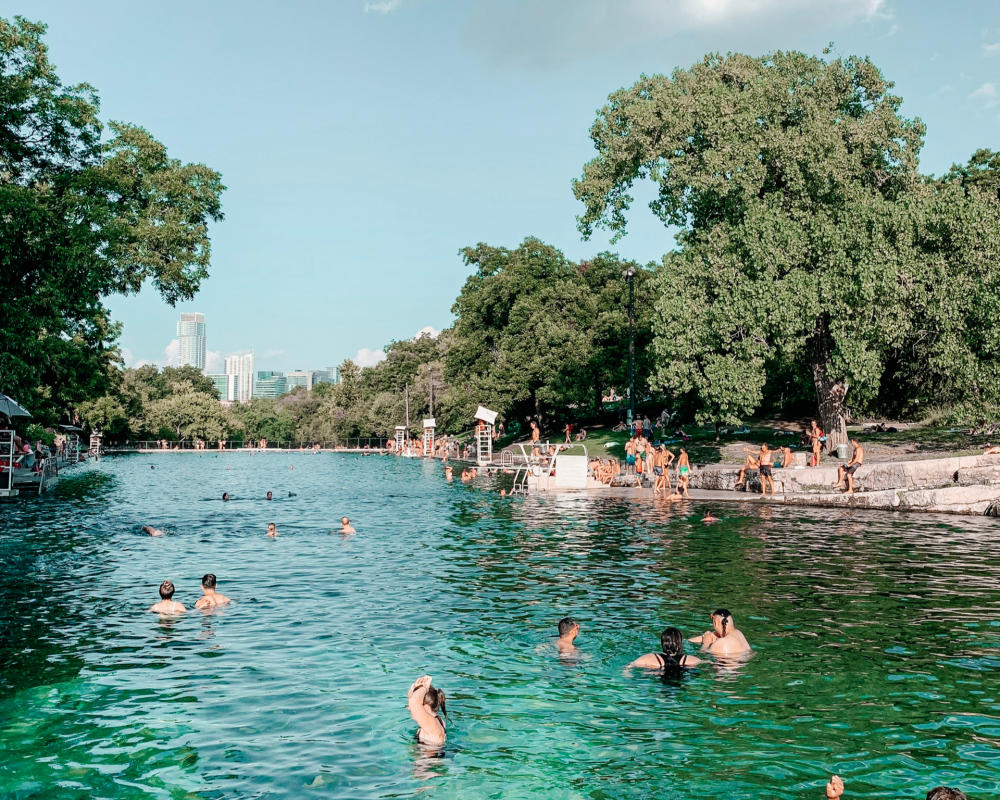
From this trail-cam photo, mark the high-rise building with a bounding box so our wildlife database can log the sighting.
[207,373,237,404]
[225,353,255,403]
[255,370,287,398]
[176,313,206,370]
[285,370,316,392]
[315,366,340,385]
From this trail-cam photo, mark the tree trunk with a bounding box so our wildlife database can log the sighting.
[809,316,849,454]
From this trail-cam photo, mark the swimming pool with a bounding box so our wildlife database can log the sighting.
[1,453,998,798]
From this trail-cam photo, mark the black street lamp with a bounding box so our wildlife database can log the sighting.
[622,266,637,428]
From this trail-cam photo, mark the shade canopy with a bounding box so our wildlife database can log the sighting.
[0,394,32,419]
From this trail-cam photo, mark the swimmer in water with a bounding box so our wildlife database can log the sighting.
[628,627,702,669]
[555,617,580,655]
[194,573,231,610]
[266,491,273,500]
[407,675,446,746]
[222,492,230,501]
[339,517,356,534]
[701,511,719,523]
[149,580,186,614]
[141,525,164,536]
[689,609,751,657]
[266,522,278,537]
[499,489,507,497]
[445,466,453,482]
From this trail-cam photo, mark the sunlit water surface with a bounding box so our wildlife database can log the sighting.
[1,453,999,799]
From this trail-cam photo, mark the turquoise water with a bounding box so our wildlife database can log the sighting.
[1,453,999,799]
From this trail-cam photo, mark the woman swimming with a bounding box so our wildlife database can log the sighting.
[628,627,702,670]
[407,675,446,746]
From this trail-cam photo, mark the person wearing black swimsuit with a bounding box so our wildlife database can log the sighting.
[627,627,702,670]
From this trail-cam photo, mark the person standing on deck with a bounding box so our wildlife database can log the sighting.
[758,444,775,496]
[530,420,540,445]
[807,420,824,467]
[676,448,691,497]
[564,422,573,443]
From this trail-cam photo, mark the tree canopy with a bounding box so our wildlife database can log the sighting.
[574,50,1000,444]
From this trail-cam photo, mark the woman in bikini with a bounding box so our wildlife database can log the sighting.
[628,627,702,670]
[407,675,447,746]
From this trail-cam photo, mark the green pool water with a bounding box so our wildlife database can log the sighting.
[1,453,998,799]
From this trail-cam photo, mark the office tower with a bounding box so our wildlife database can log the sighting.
[176,313,206,370]
[224,353,255,403]
[315,366,340,385]
[207,373,237,403]
[285,370,316,392]
[255,370,287,398]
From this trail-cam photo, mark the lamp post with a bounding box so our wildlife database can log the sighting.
[622,266,637,429]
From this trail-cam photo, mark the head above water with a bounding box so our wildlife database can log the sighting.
[926,789,968,800]
[266,491,273,500]
[159,580,175,599]
[659,627,684,657]
[202,573,217,590]
[557,616,578,637]
[222,492,230,501]
[267,523,276,532]
[711,609,733,637]
[423,685,447,717]
[341,517,350,526]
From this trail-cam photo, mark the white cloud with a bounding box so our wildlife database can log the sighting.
[205,350,225,373]
[463,0,886,66]
[364,0,400,13]
[415,326,440,339]
[985,42,1000,55]
[164,338,180,366]
[969,82,999,107]
[354,347,387,368]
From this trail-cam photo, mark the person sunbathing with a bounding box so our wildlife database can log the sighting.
[735,450,759,490]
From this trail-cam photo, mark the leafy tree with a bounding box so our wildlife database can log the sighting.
[0,16,224,421]
[143,384,230,442]
[230,398,297,443]
[574,51,934,447]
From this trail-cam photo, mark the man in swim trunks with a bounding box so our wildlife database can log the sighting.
[758,444,775,495]
[556,617,580,654]
[676,448,691,496]
[150,580,186,614]
[689,608,751,657]
[624,436,637,474]
[195,573,231,609]
[833,439,865,495]
[339,516,356,534]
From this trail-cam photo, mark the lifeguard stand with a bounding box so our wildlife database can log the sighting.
[89,432,102,459]
[394,425,407,453]
[422,418,435,457]
[474,406,498,466]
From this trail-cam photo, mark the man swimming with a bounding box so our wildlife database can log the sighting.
[266,491,273,500]
[149,580,186,614]
[141,525,164,536]
[833,439,865,495]
[555,617,580,654]
[266,522,278,537]
[194,573,231,610]
[339,517,356,534]
[701,511,719,523]
[689,609,751,657]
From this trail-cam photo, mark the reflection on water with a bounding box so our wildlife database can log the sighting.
[1,454,999,799]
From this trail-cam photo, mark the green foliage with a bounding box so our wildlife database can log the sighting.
[0,16,224,422]
[574,49,1000,439]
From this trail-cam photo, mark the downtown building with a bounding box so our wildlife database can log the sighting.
[221,353,254,404]
[176,313,206,370]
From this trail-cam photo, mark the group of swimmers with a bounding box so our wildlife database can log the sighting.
[407,608,751,746]
[148,574,230,614]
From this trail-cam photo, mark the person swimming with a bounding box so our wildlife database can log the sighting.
[689,609,751,657]
[407,675,446,746]
[266,491,273,500]
[222,492,230,501]
[194,573,231,610]
[701,511,719,523]
[266,522,278,537]
[141,525,164,536]
[339,517,356,534]
[149,580,186,614]
[628,627,702,670]
[555,616,580,654]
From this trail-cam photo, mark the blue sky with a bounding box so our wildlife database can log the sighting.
[22,0,1000,373]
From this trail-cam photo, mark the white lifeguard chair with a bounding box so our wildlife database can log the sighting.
[422,418,435,457]
[474,406,498,466]
[89,432,102,459]
[394,425,407,453]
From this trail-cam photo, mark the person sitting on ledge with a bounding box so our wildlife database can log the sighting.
[149,580,186,614]
[689,609,751,657]
[556,617,580,655]
[825,774,967,800]
[736,448,759,491]
[628,627,702,670]
[833,439,865,495]
[984,444,1000,455]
